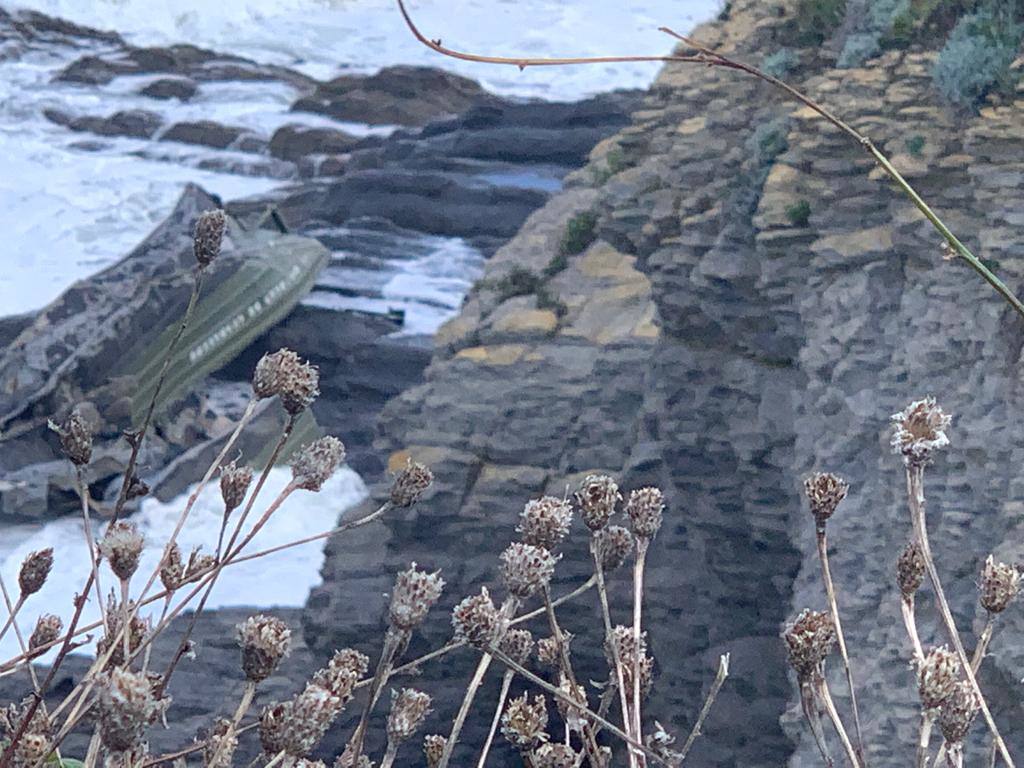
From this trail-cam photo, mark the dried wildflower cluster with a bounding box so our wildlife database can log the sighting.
[625,487,664,540]
[17,548,53,596]
[98,520,145,581]
[252,347,320,414]
[518,496,573,551]
[28,614,62,654]
[501,692,549,752]
[237,614,291,682]
[386,688,432,744]
[979,555,1020,614]
[291,435,346,492]
[193,208,227,268]
[890,396,952,466]
[605,626,654,697]
[451,587,500,649]
[389,563,445,631]
[219,459,253,512]
[2,698,52,768]
[896,541,926,598]
[917,646,960,710]
[50,405,94,466]
[96,668,166,754]
[500,542,559,599]
[803,471,848,526]
[783,609,836,681]
[389,459,434,507]
[575,474,620,531]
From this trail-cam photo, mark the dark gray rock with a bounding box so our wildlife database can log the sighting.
[140,77,198,101]
[291,64,499,126]
[268,124,361,162]
[159,120,246,149]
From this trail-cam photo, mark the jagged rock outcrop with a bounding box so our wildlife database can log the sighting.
[304,1,1024,766]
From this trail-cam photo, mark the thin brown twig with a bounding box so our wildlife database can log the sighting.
[476,668,514,768]
[817,677,861,768]
[676,653,730,763]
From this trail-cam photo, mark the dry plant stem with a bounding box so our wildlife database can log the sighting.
[77,466,109,633]
[918,713,934,768]
[395,0,1024,322]
[817,677,861,768]
[0,578,41,695]
[349,627,408,764]
[801,681,835,768]
[540,586,602,765]
[677,654,730,763]
[380,742,400,768]
[632,539,649,766]
[591,548,637,768]
[207,681,256,768]
[0,592,25,658]
[437,652,493,768]
[488,646,671,767]
[142,723,258,767]
[815,525,867,764]
[901,596,924,663]
[476,669,514,768]
[906,465,1014,767]
[84,729,101,768]
[945,744,964,768]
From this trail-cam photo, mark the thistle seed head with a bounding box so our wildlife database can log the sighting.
[219,459,253,513]
[287,683,344,755]
[500,628,534,664]
[185,549,216,582]
[980,555,1020,614]
[278,355,320,415]
[193,209,227,268]
[387,688,432,744]
[626,487,665,540]
[783,609,836,680]
[18,548,53,596]
[51,405,94,466]
[389,563,444,631]
[99,521,145,582]
[518,496,573,551]
[500,542,559,599]
[896,541,926,598]
[201,718,237,768]
[937,681,978,744]
[97,597,149,669]
[891,397,952,466]
[605,626,653,697]
[258,703,290,755]
[160,543,184,591]
[12,733,49,768]
[28,614,62,653]
[97,668,163,753]
[575,474,620,531]
[452,587,501,649]
[311,648,368,699]
[335,745,375,768]
[237,614,291,682]
[803,472,848,526]
[1,697,51,743]
[593,525,633,571]
[537,634,570,668]
[389,460,434,508]
[918,646,960,710]
[423,734,447,768]
[253,348,290,400]
[554,673,588,732]
[532,743,579,768]
[291,436,346,492]
[501,693,548,752]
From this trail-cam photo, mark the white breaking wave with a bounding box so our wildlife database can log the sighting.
[0,467,368,660]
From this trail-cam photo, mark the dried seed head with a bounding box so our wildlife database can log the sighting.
[253,348,290,400]
[500,628,534,664]
[51,405,94,466]
[278,355,320,415]
[97,668,163,753]
[783,609,836,680]
[12,733,49,768]
[237,614,291,682]
[891,397,952,466]
[500,542,559,599]
[389,460,434,507]
[287,683,345,755]
[389,563,444,630]
[97,597,149,669]
[311,648,368,699]
[980,555,1020,614]
[501,693,548,752]
[291,436,346,492]
[532,743,579,768]
[605,626,653,697]
[387,688,432,744]
[258,703,290,755]
[201,718,237,768]
[219,460,253,513]
[423,734,447,768]
[555,673,588,732]
[937,681,979,744]
[29,614,62,653]
[803,472,848,526]
[918,646,960,710]
[335,745,375,768]
[1,696,51,743]
[896,541,926,598]
[98,521,145,581]
[185,549,216,582]
[593,525,633,571]
[647,721,684,765]
[160,543,184,591]
[518,496,573,551]
[537,634,570,668]
[193,209,227,268]
[575,474,620,531]
[18,548,53,596]
[452,587,501,649]
[626,487,665,540]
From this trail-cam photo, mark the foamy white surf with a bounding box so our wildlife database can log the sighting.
[0,467,368,660]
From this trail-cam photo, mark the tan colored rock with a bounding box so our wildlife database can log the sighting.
[455,344,528,365]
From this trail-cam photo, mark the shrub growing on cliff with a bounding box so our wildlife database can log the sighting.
[933,4,1023,108]
[559,210,599,257]
[795,0,847,44]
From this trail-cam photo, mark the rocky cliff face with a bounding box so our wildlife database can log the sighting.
[305,1,1024,765]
